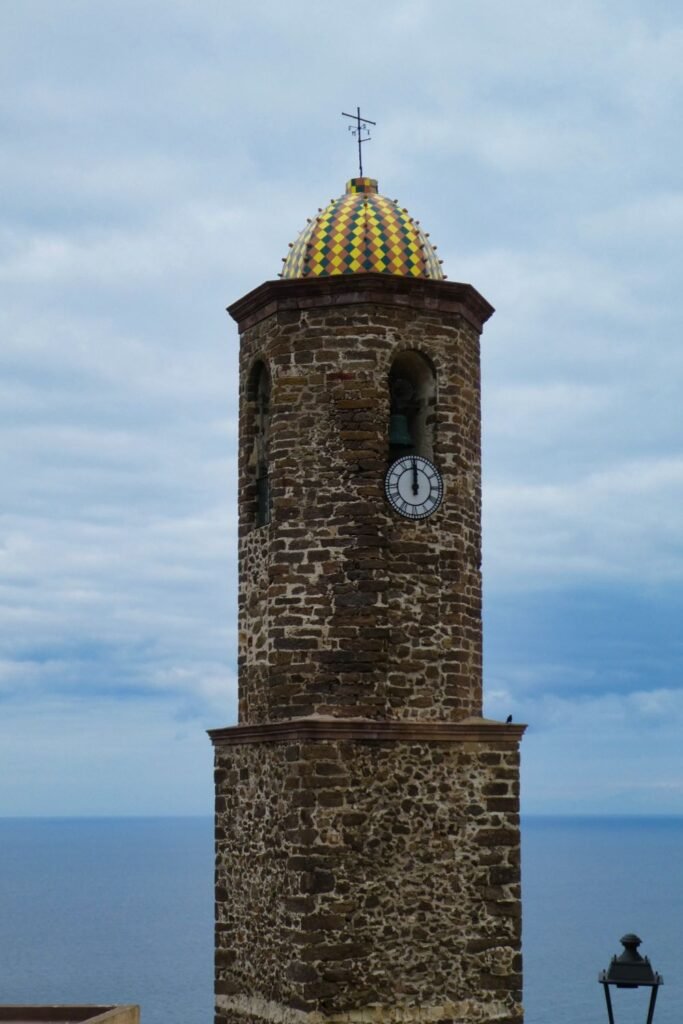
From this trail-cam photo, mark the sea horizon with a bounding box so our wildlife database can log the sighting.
[2,815,681,1024]
[3,811,683,819]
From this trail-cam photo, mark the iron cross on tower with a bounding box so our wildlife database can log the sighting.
[342,106,376,177]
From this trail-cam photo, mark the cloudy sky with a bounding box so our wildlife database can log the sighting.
[1,0,681,816]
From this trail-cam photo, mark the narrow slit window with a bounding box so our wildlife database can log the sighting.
[247,361,271,527]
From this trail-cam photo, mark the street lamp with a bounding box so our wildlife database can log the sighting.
[599,934,663,1024]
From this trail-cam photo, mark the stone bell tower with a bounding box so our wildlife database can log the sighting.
[210,176,524,1024]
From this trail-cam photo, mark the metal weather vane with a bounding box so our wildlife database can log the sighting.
[342,107,376,177]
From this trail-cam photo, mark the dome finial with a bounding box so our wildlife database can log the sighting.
[341,106,376,176]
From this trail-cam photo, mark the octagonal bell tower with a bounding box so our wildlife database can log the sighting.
[211,176,525,1024]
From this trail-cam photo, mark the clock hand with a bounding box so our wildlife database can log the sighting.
[411,456,418,496]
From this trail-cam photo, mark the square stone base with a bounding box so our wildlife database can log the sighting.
[211,719,524,1024]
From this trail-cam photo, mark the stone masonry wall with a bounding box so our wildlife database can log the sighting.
[234,278,486,725]
[213,724,523,1024]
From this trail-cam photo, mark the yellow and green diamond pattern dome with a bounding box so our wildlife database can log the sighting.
[281,177,444,281]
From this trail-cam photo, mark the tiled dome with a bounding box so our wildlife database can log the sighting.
[281,177,444,280]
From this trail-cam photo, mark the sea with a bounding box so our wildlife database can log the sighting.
[1,816,681,1024]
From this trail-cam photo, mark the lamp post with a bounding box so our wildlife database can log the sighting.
[599,934,663,1024]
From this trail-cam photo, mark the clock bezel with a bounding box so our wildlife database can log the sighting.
[384,455,444,520]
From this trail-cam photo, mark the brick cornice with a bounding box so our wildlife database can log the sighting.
[227,274,494,334]
[208,716,525,747]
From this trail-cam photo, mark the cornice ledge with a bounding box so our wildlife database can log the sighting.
[227,275,494,335]
[208,716,526,747]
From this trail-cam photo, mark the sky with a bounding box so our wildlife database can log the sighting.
[1,0,682,816]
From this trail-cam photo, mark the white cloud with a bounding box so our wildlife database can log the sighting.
[581,191,683,244]
[0,695,224,815]
[1,0,682,813]
[485,455,683,586]
[485,682,683,813]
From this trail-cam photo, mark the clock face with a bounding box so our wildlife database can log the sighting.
[385,456,444,520]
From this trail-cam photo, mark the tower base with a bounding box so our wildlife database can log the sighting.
[211,718,524,1024]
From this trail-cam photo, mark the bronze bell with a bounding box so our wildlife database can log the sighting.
[389,414,413,447]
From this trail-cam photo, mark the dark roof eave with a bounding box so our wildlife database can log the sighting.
[227,273,494,334]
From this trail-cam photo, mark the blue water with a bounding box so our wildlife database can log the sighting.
[523,817,683,1024]
[0,818,214,1024]
[0,816,681,1024]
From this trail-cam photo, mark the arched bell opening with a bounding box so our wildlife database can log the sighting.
[246,359,271,527]
[388,350,437,462]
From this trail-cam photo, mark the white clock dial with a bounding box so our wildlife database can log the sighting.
[385,456,444,520]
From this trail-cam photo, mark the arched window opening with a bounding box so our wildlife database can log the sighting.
[247,361,271,526]
[388,351,436,462]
